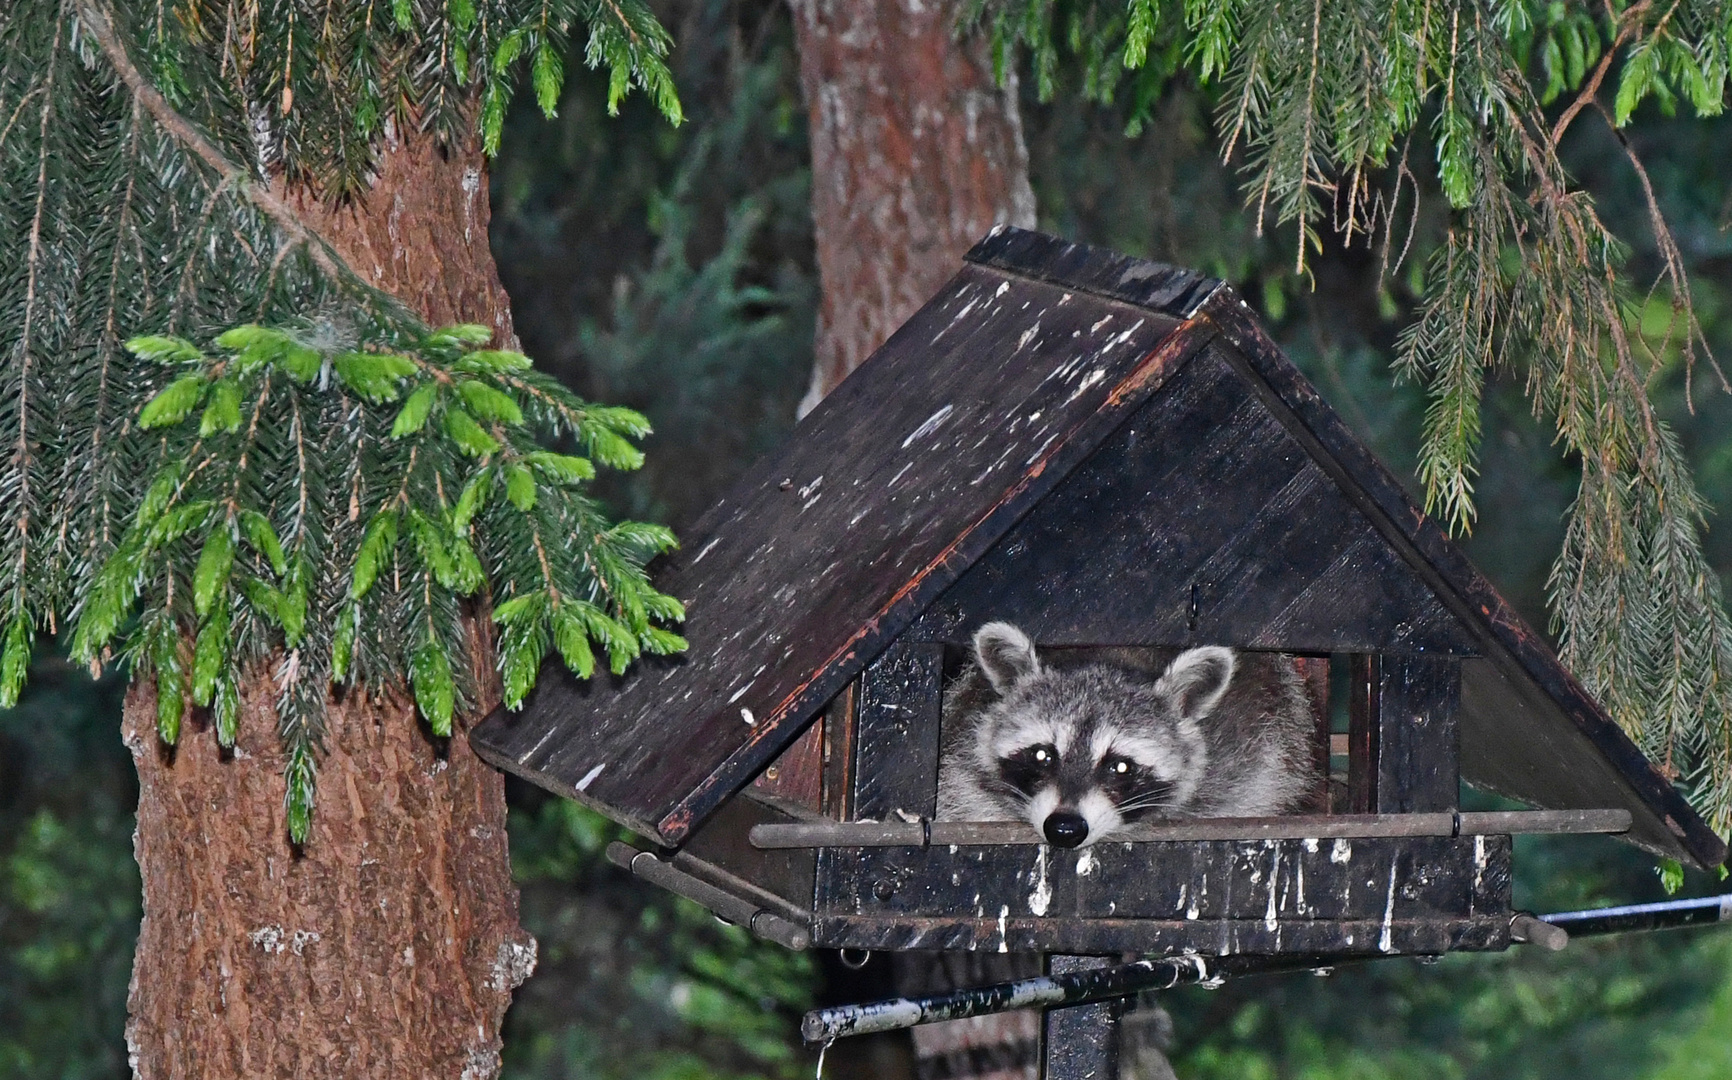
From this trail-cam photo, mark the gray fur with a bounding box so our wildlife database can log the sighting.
[935,622,1318,846]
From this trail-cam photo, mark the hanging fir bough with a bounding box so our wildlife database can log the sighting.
[963,0,1732,836]
[0,0,686,840]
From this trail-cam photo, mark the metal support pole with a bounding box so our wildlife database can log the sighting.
[1542,893,1732,938]
[1042,956,1122,1080]
[801,894,1732,1045]
[801,953,1213,1044]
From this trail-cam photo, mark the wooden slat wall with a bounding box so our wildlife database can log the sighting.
[811,834,1512,955]
[909,345,1478,657]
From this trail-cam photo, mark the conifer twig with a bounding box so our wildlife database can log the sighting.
[77,0,345,283]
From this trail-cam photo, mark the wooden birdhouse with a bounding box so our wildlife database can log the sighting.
[471,227,1726,965]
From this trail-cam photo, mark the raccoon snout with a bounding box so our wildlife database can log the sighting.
[1042,810,1090,848]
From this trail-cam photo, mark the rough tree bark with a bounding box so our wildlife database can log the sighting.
[124,127,534,1080]
[788,0,1036,415]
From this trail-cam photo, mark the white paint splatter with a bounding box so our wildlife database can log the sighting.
[997,905,1011,952]
[1028,846,1052,916]
[740,708,756,726]
[901,405,954,448]
[1064,367,1108,404]
[1076,849,1098,877]
[575,763,606,791]
[1303,838,1319,853]
[1264,847,1281,931]
[1378,863,1399,953]
[1331,839,1352,865]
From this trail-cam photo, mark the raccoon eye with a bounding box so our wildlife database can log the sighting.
[997,744,1061,797]
[1100,755,1138,776]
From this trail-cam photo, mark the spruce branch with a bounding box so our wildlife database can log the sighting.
[65,324,685,838]
[78,0,345,283]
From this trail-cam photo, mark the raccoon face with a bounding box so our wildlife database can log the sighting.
[965,622,1234,848]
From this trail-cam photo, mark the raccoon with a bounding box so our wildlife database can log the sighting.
[935,622,1317,848]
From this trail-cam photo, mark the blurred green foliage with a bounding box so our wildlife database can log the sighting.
[7,1,1732,1077]
[503,795,815,1079]
[0,657,136,1078]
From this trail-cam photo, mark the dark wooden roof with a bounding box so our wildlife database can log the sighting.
[472,227,1727,870]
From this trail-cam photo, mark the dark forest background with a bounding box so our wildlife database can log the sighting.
[6,2,1732,1077]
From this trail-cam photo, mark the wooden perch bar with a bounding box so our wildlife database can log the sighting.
[606,842,812,950]
[749,809,1631,849]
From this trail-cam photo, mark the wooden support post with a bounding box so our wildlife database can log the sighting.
[1374,655,1461,813]
[1042,955,1122,1080]
[1293,656,1332,812]
[1347,655,1461,814]
[820,681,858,819]
[851,640,945,821]
[1347,655,1379,814]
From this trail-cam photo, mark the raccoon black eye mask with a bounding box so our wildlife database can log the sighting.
[934,621,1318,848]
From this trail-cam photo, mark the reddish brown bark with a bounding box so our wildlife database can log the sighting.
[788,0,1036,413]
[124,681,530,1078]
[285,124,518,345]
[125,131,531,1079]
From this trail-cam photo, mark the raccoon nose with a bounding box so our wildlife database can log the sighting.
[1042,811,1089,849]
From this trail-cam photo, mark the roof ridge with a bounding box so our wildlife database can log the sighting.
[965,225,1225,318]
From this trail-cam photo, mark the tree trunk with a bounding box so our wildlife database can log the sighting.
[788,0,1036,415]
[124,127,533,1080]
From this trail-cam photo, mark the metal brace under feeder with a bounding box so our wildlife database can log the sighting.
[802,893,1732,1046]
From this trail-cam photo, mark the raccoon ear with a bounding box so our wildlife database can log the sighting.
[1157,646,1235,720]
[973,622,1041,691]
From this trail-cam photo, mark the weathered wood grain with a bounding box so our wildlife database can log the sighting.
[906,346,1479,656]
[820,681,858,819]
[1373,656,1461,813]
[1348,655,1379,815]
[810,834,1511,956]
[1043,956,1123,1080]
[752,723,824,811]
[809,914,1509,956]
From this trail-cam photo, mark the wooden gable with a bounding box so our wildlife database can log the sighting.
[470,227,1726,871]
